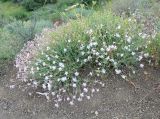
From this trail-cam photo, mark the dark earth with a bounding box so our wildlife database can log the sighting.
[0,60,160,119]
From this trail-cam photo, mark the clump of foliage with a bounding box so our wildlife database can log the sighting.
[0,1,29,20]
[21,0,57,11]
[0,18,52,59]
[0,29,23,59]
[4,19,53,42]
[23,11,154,107]
[147,33,160,65]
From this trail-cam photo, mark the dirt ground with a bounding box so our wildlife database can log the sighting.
[0,60,160,119]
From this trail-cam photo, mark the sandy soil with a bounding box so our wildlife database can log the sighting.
[0,60,160,119]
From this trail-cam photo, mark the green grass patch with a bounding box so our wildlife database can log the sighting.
[0,1,30,20]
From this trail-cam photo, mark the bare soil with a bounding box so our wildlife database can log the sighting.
[0,60,160,119]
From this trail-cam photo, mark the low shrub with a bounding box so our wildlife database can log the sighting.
[0,29,23,59]
[24,11,153,106]
[4,19,53,42]
[109,0,160,19]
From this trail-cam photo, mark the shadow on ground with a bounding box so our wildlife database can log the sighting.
[0,60,160,119]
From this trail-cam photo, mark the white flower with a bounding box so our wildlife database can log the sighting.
[86,96,91,100]
[75,72,79,76]
[96,89,100,92]
[58,67,63,71]
[64,48,67,53]
[42,62,46,66]
[81,51,85,55]
[132,70,136,74]
[36,67,39,71]
[61,77,67,82]
[55,55,59,58]
[128,18,131,21]
[113,61,117,66]
[84,88,88,93]
[72,77,77,82]
[69,101,74,105]
[65,71,68,75]
[88,56,92,60]
[100,48,105,52]
[98,62,102,66]
[80,45,84,50]
[144,53,149,58]
[47,83,52,91]
[120,54,124,57]
[115,69,121,74]
[9,85,15,89]
[115,33,120,38]
[51,92,55,96]
[131,52,135,56]
[52,66,56,70]
[138,56,143,61]
[76,58,80,62]
[86,29,93,35]
[121,75,126,79]
[101,83,105,87]
[116,25,121,29]
[47,57,50,61]
[89,72,93,76]
[124,46,129,50]
[59,62,65,68]
[68,39,71,42]
[101,69,106,74]
[72,83,77,88]
[96,52,100,56]
[78,97,82,101]
[73,95,76,99]
[45,76,49,80]
[142,34,147,39]
[67,97,70,101]
[52,61,56,64]
[80,93,84,97]
[42,84,46,89]
[82,83,87,87]
[57,78,61,82]
[93,41,98,46]
[95,111,99,116]
[126,36,132,43]
[33,81,38,87]
[55,103,59,108]
[58,98,62,102]
[92,88,95,93]
[47,47,50,50]
[140,64,144,68]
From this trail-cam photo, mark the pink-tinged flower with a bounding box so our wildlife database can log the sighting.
[83,88,88,93]
[69,101,74,105]
[86,96,91,100]
[140,64,144,68]
[55,103,59,108]
[78,97,82,102]
[121,75,126,79]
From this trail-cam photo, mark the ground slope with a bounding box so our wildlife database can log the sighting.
[0,60,160,119]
